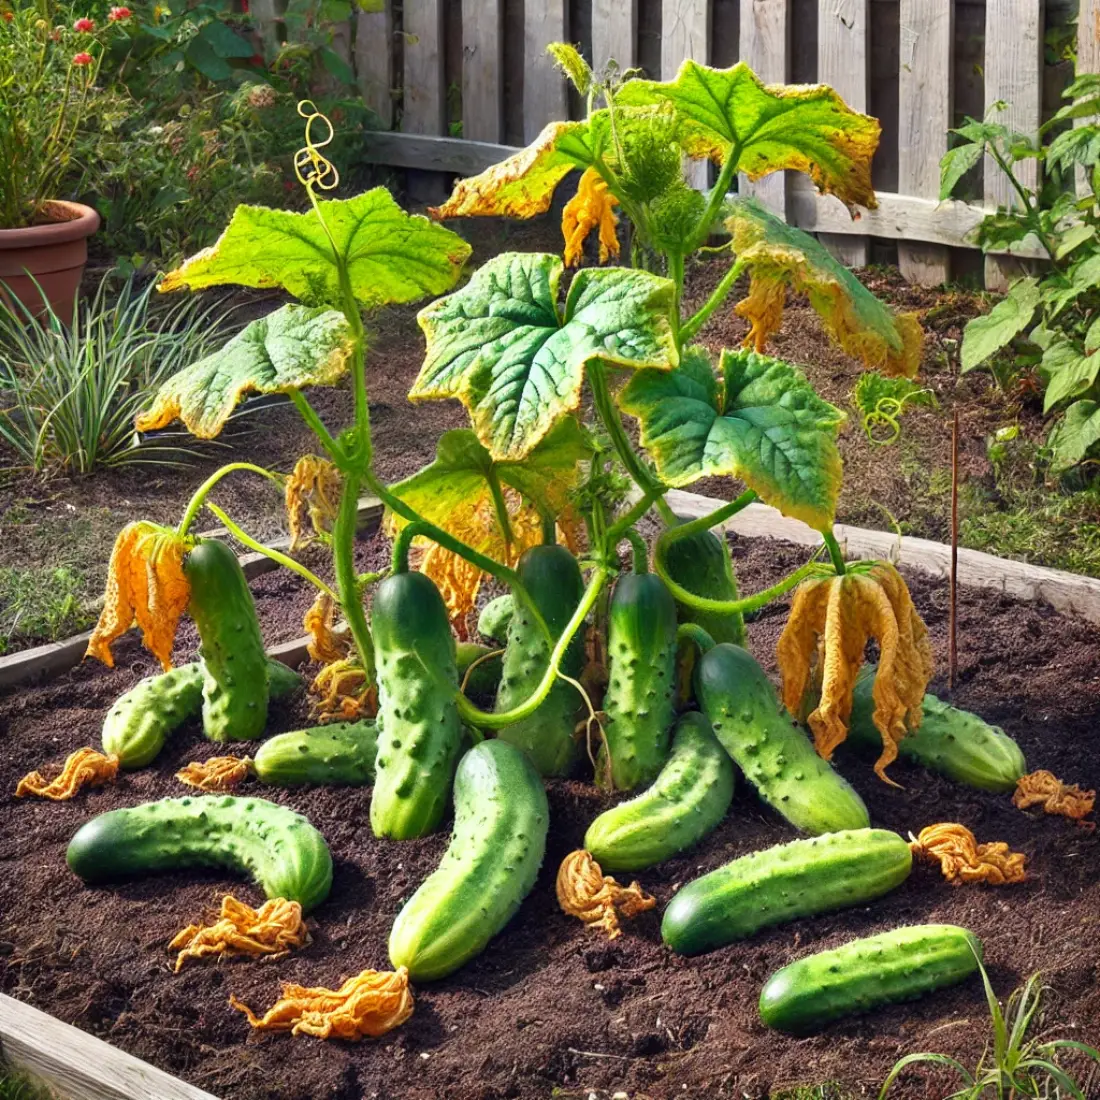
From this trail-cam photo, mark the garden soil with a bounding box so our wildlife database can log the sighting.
[2,529,1098,1100]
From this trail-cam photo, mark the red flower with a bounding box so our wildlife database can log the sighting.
[2,11,13,22]
[71,50,93,65]
[73,16,95,31]
[107,6,131,20]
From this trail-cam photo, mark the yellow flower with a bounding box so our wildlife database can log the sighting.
[561,168,620,268]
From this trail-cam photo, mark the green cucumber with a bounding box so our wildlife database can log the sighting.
[185,538,269,742]
[695,644,869,835]
[664,528,745,646]
[662,828,911,955]
[389,738,549,981]
[585,711,734,871]
[847,667,1027,792]
[598,572,678,790]
[495,545,585,777]
[102,658,302,769]
[477,594,514,645]
[253,720,378,786]
[370,571,464,840]
[760,924,983,1033]
[66,794,332,912]
[456,641,502,707]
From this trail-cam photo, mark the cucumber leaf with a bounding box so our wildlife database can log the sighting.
[411,251,677,461]
[616,60,880,211]
[135,304,354,439]
[621,346,846,530]
[1048,399,1100,471]
[159,187,471,309]
[726,198,923,378]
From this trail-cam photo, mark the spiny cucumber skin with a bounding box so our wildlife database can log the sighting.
[661,828,912,956]
[496,546,586,777]
[760,924,983,1034]
[253,720,377,786]
[664,528,746,647]
[388,739,549,981]
[101,658,302,769]
[848,668,1027,792]
[456,641,502,707]
[585,711,735,871]
[695,644,869,835]
[66,795,333,912]
[599,573,679,790]
[476,594,514,646]
[185,539,269,742]
[370,571,464,840]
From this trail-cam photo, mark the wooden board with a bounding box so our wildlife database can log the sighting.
[817,0,870,266]
[402,0,445,135]
[362,132,517,174]
[739,0,789,215]
[897,0,954,285]
[461,0,503,142]
[523,0,568,142]
[1077,0,1100,195]
[983,0,1044,290]
[662,0,711,187]
[355,0,394,128]
[592,0,638,71]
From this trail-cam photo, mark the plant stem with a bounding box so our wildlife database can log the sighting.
[676,622,715,655]
[605,490,656,546]
[667,250,685,348]
[662,490,757,544]
[690,147,741,251]
[681,258,746,344]
[621,528,648,572]
[288,390,345,464]
[177,462,283,538]
[331,472,375,679]
[822,529,848,576]
[486,467,515,548]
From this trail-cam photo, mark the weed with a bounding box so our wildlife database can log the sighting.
[0,1068,54,1100]
[0,563,94,653]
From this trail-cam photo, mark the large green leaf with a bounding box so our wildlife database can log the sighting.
[1041,342,1100,412]
[616,60,880,210]
[135,305,353,439]
[1048,399,1100,470]
[620,346,846,530]
[160,187,471,309]
[960,278,1040,372]
[411,252,677,460]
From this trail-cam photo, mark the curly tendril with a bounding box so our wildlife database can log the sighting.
[294,100,340,192]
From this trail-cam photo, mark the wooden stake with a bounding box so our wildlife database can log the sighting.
[949,409,959,692]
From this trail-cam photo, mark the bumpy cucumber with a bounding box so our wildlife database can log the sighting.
[848,667,1027,792]
[586,712,735,871]
[389,738,549,980]
[66,794,332,911]
[695,644,869,834]
[477,594,514,645]
[598,572,678,790]
[456,641,503,707]
[185,538,269,742]
[101,658,302,769]
[370,571,464,839]
[663,528,745,646]
[495,545,585,777]
[253,720,378,786]
[760,924,983,1033]
[662,828,911,955]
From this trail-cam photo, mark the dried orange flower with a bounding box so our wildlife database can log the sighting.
[15,748,120,800]
[176,755,253,792]
[171,895,310,972]
[285,455,342,551]
[310,658,376,722]
[556,850,656,940]
[910,823,1027,886]
[304,592,351,664]
[230,966,414,1040]
[777,561,933,783]
[1013,770,1095,827]
[561,167,620,268]
[87,522,191,671]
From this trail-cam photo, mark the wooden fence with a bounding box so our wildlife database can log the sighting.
[254,0,1100,289]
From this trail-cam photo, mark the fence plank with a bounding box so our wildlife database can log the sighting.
[983,0,1044,290]
[897,0,953,285]
[1077,0,1100,195]
[462,0,503,142]
[355,1,393,127]
[740,0,789,215]
[250,0,279,57]
[818,0,870,266]
[524,1,568,141]
[403,0,445,134]
[593,0,637,71]
[662,0,711,186]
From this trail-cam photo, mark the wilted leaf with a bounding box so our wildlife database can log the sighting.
[136,306,354,439]
[617,60,880,210]
[411,251,677,461]
[286,455,343,550]
[620,346,846,530]
[960,278,1040,372]
[1048,399,1100,471]
[160,187,471,309]
[726,198,923,378]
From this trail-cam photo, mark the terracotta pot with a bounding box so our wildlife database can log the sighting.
[0,201,101,324]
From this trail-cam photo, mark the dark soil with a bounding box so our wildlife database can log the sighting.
[2,529,1099,1100]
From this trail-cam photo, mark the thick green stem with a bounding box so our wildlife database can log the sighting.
[288,390,345,464]
[681,257,746,344]
[667,251,685,350]
[177,462,283,538]
[332,473,376,679]
[486,468,515,548]
[822,529,848,576]
[690,148,741,251]
[664,490,757,544]
[622,528,648,572]
[676,622,715,655]
[605,491,655,546]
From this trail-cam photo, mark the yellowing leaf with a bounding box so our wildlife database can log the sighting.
[727,198,924,378]
[562,167,620,267]
[87,522,191,671]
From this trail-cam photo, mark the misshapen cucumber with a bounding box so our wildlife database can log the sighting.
[370,571,464,840]
[253,720,377,786]
[477,595,514,645]
[185,538,269,742]
[695,644,869,835]
[66,794,333,911]
[586,712,734,871]
[760,924,983,1033]
[848,666,1027,792]
[389,739,549,980]
[598,572,678,790]
[663,528,745,646]
[662,828,912,955]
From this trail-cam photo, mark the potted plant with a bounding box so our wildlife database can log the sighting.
[0,3,131,321]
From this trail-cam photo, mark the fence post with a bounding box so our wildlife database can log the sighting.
[524,2,569,141]
[662,1,711,188]
[356,0,394,128]
[740,0,789,217]
[593,0,637,73]
[402,0,446,203]
[462,0,503,142]
[1077,0,1100,196]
